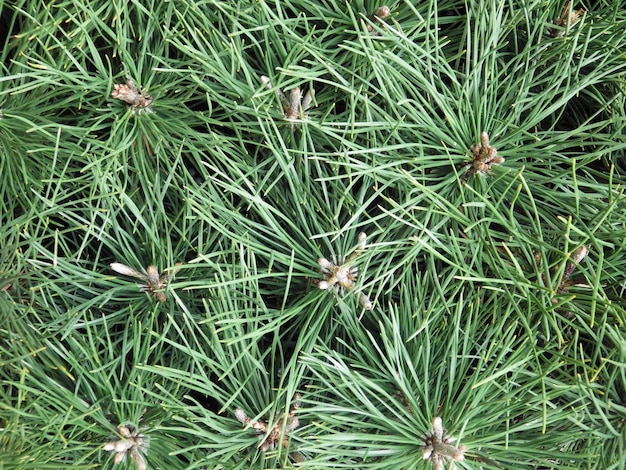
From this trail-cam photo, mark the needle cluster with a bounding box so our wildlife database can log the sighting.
[110,262,179,302]
[366,6,391,32]
[235,395,302,453]
[318,232,372,309]
[548,2,584,38]
[102,425,149,470]
[111,79,153,116]
[464,131,504,179]
[260,75,314,121]
[556,245,589,294]
[421,417,467,470]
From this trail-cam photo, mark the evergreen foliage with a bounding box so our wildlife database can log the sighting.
[1,1,625,469]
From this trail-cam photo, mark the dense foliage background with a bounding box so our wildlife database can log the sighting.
[1,1,625,469]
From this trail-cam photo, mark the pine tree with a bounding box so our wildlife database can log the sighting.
[1,1,625,469]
